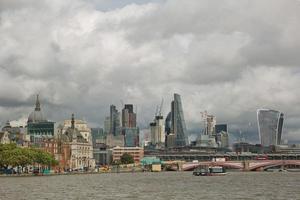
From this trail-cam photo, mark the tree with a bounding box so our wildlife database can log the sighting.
[120,153,134,164]
[0,144,58,172]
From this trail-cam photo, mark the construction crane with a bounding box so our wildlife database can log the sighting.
[200,110,208,135]
[158,98,164,116]
[155,105,159,117]
[120,100,124,107]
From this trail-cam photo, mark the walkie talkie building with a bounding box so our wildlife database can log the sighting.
[257,109,284,146]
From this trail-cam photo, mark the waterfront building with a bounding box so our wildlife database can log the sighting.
[232,142,264,154]
[216,131,229,148]
[112,146,144,163]
[123,127,139,147]
[257,109,284,146]
[53,114,95,171]
[27,95,55,144]
[110,105,121,136]
[150,115,165,148]
[170,93,188,147]
[64,114,95,170]
[93,148,112,166]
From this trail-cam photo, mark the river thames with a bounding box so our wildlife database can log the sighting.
[0,172,299,200]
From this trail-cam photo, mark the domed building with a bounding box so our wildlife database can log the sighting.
[27,95,55,144]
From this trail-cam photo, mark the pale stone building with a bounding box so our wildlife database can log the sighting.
[59,114,95,170]
[62,119,92,143]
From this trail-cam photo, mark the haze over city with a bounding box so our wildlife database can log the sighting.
[1,0,300,143]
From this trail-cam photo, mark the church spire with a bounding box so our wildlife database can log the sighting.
[35,94,41,111]
[71,113,75,130]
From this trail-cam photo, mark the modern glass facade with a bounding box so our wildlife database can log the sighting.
[110,105,120,136]
[215,124,228,134]
[257,109,284,146]
[171,93,188,146]
[123,127,139,147]
[122,104,136,128]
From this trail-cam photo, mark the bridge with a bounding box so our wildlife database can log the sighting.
[148,153,300,162]
[163,160,300,171]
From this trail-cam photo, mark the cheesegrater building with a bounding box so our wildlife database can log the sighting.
[257,109,284,147]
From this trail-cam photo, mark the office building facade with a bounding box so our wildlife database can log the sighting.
[171,93,188,146]
[257,109,284,146]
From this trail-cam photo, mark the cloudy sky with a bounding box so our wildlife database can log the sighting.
[0,0,300,143]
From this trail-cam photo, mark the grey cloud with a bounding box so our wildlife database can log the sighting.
[0,0,299,143]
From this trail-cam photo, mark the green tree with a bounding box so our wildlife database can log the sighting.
[120,153,134,164]
[0,144,58,171]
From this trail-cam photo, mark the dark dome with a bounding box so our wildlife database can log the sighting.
[27,95,47,123]
[28,110,46,123]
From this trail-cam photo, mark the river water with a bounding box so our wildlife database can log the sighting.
[0,172,299,200]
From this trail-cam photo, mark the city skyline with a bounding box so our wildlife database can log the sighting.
[0,93,297,145]
[0,0,300,144]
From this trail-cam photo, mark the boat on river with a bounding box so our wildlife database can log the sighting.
[193,166,226,176]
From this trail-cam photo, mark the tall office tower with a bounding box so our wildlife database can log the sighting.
[110,105,120,136]
[150,116,165,146]
[122,104,136,128]
[257,109,284,146]
[121,104,139,147]
[171,93,188,147]
[206,115,216,136]
[104,116,111,134]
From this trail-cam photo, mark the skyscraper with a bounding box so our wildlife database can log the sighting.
[257,109,284,146]
[110,105,120,136]
[122,104,136,128]
[121,104,139,147]
[150,116,165,147]
[171,93,188,147]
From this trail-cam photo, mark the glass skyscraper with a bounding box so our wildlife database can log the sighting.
[257,109,284,146]
[110,105,120,136]
[171,93,188,147]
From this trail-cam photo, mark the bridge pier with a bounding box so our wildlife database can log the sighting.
[243,161,250,171]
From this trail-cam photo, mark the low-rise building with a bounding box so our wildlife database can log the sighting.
[0,131,10,144]
[112,146,144,163]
